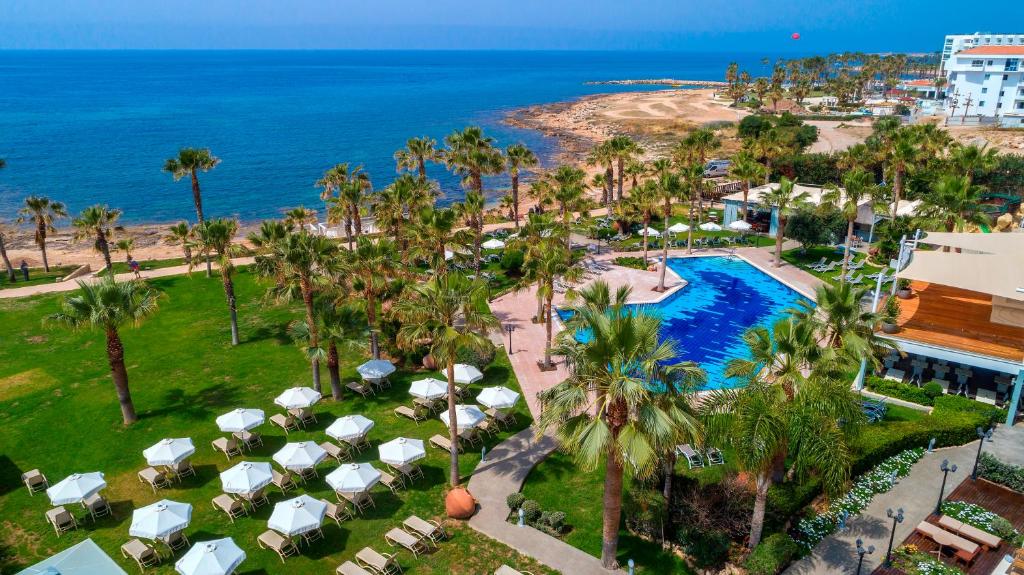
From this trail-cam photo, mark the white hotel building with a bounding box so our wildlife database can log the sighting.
[944,46,1024,125]
[941,33,1024,71]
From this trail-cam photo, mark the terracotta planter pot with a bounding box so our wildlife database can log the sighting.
[881,322,900,334]
[445,487,477,519]
[897,289,913,300]
[422,354,437,370]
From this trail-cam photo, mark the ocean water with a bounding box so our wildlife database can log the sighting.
[0,50,776,224]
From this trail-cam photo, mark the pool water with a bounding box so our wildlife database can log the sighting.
[559,256,810,389]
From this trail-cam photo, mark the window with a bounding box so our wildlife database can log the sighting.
[1017,102,1024,110]
[984,74,991,80]
[972,60,984,68]
[979,101,986,107]
[1005,75,1011,80]
[997,103,1002,109]
[1000,90,1005,97]
[982,87,989,94]
[988,60,994,66]
[1006,59,1020,71]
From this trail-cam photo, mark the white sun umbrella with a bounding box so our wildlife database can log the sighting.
[409,377,448,400]
[215,408,265,433]
[728,220,752,232]
[444,249,454,260]
[130,499,192,540]
[476,386,521,410]
[273,387,321,410]
[272,441,327,471]
[325,463,381,493]
[46,472,106,505]
[326,414,375,442]
[451,363,484,385]
[175,538,246,575]
[439,404,487,431]
[219,462,273,494]
[667,222,690,234]
[641,226,661,238]
[267,495,326,537]
[143,438,196,466]
[378,438,426,466]
[699,222,722,232]
[481,238,505,250]
[357,359,395,380]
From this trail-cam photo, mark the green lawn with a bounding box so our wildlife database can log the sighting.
[781,246,884,286]
[521,451,693,574]
[0,265,78,290]
[0,269,553,575]
[108,257,187,275]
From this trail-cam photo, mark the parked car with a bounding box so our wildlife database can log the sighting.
[704,159,731,178]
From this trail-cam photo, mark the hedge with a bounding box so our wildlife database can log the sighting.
[745,533,800,575]
[977,453,1024,493]
[864,376,934,406]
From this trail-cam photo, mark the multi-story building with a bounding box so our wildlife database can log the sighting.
[944,46,1024,125]
[941,33,1024,71]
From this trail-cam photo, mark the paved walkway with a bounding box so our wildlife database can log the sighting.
[785,425,1024,575]
[467,428,626,574]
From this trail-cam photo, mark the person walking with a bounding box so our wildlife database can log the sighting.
[20,260,29,281]
[128,257,141,279]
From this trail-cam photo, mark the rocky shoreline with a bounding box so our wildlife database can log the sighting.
[585,78,728,87]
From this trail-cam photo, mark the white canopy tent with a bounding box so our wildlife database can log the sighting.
[476,386,520,410]
[699,222,722,232]
[451,364,484,384]
[439,404,486,430]
[481,238,506,250]
[272,442,327,471]
[640,227,661,238]
[409,378,448,400]
[900,232,1024,302]
[357,359,396,380]
[667,223,690,233]
[377,437,426,466]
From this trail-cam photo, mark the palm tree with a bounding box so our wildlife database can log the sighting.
[443,126,504,196]
[823,168,879,278]
[750,129,787,184]
[608,136,644,203]
[189,218,246,346]
[508,212,569,323]
[163,148,220,224]
[681,129,721,212]
[344,236,399,360]
[505,143,538,228]
[255,231,340,392]
[394,137,438,180]
[918,174,989,236]
[394,274,499,486]
[528,241,583,369]
[729,152,765,222]
[587,142,616,207]
[291,299,367,401]
[164,221,193,265]
[626,180,659,265]
[789,282,894,362]
[654,167,685,291]
[373,173,434,262]
[545,165,589,247]
[884,129,921,219]
[539,281,701,568]
[679,162,705,254]
[17,195,67,272]
[949,143,999,185]
[761,178,808,267]
[115,238,135,262]
[411,206,463,275]
[48,276,160,425]
[624,158,648,191]
[318,164,371,248]
[454,190,485,271]
[0,223,17,282]
[71,205,122,272]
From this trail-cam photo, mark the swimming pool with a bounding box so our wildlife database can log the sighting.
[559,256,810,389]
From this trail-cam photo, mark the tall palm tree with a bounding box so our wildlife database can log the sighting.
[761,178,808,267]
[587,142,616,207]
[411,206,463,275]
[394,274,499,486]
[949,143,999,185]
[750,129,787,184]
[17,195,67,272]
[654,167,685,292]
[318,163,371,248]
[48,276,160,425]
[188,218,246,346]
[344,236,399,360]
[255,231,340,392]
[608,136,644,203]
[679,162,705,254]
[884,129,921,219]
[788,282,894,362]
[443,126,504,196]
[626,180,660,265]
[539,281,701,568]
[0,223,17,282]
[394,136,438,180]
[729,152,765,222]
[71,205,122,272]
[454,190,485,271]
[373,173,434,262]
[115,238,135,262]
[681,129,721,213]
[163,221,193,265]
[291,299,367,401]
[545,165,589,247]
[527,241,583,369]
[163,148,220,224]
[918,174,989,235]
[823,168,879,278]
[505,143,538,228]
[624,158,648,191]
[508,212,569,323]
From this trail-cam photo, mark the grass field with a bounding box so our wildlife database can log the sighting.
[0,265,78,290]
[781,246,884,286]
[108,257,187,275]
[0,269,553,575]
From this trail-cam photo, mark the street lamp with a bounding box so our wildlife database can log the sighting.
[855,538,875,575]
[935,459,958,515]
[505,324,517,354]
[884,507,905,566]
[971,426,994,479]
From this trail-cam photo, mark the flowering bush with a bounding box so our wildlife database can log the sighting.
[941,500,1023,545]
[793,448,924,549]
[891,545,966,575]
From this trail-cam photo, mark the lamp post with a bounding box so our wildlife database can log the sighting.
[855,538,875,575]
[935,459,958,515]
[505,324,516,354]
[971,426,994,479]
[884,507,904,566]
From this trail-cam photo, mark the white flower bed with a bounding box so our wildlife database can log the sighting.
[941,501,998,528]
[794,448,925,549]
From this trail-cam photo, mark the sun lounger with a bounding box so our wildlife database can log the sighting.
[258,529,298,563]
[347,381,375,398]
[846,273,864,285]
[160,530,189,554]
[83,493,111,521]
[338,490,376,514]
[379,471,405,495]
[289,407,317,427]
[395,405,427,424]
[934,379,952,394]
[976,388,998,405]
[485,407,517,429]
[138,467,170,493]
[270,413,298,434]
[805,257,827,269]
[212,437,241,460]
[430,434,462,453]
[995,375,1012,401]
[848,260,865,270]
[938,515,1002,549]
[240,487,269,509]
[883,368,905,382]
[121,538,160,571]
[338,561,374,575]
[46,506,78,536]
[458,428,482,447]
[385,527,430,558]
[675,444,704,469]
[21,469,48,495]
[321,441,353,463]
[322,498,354,526]
[233,430,263,451]
[390,462,424,483]
[705,447,725,465]
[213,493,248,522]
[403,515,447,546]
[272,470,297,493]
[168,459,196,481]
[813,261,838,273]
[355,547,401,575]
[343,433,370,453]
[866,267,891,280]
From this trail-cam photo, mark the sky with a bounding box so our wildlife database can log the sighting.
[1,0,1020,52]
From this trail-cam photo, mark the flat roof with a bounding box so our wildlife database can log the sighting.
[958,46,1024,55]
[902,232,1024,301]
[18,539,128,575]
[721,182,841,205]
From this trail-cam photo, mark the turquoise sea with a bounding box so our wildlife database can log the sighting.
[0,50,780,223]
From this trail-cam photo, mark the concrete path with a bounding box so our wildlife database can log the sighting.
[785,426,1024,575]
[467,428,625,574]
[0,257,255,299]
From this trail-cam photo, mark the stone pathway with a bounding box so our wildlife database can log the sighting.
[467,428,626,574]
[785,426,1024,575]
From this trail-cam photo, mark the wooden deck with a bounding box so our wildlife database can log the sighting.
[872,478,1024,575]
[883,281,1024,363]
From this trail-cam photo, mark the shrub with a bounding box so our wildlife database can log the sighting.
[922,381,943,400]
[455,344,496,370]
[745,533,800,575]
[612,256,647,270]
[506,492,525,511]
[676,527,731,570]
[865,376,931,406]
[546,511,566,531]
[977,453,1024,493]
[738,115,773,138]
[521,499,542,523]
[499,249,524,274]
[883,296,901,323]
[932,395,1005,426]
